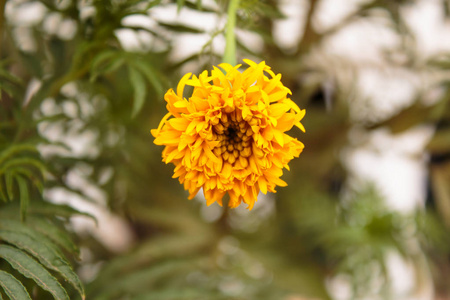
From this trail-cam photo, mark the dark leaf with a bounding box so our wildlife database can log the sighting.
[0,230,85,299]
[0,245,69,300]
[157,21,204,34]
[0,270,32,300]
[15,175,29,222]
[128,66,147,117]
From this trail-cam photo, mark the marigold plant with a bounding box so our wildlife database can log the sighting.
[151,59,305,210]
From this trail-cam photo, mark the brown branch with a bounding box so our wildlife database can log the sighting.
[0,0,6,59]
[295,0,321,56]
[295,0,379,57]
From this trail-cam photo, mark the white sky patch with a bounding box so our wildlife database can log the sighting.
[236,29,264,54]
[345,126,434,213]
[6,0,47,27]
[314,0,370,31]
[272,0,308,51]
[352,67,420,123]
[122,14,157,30]
[385,250,434,300]
[402,0,450,59]
[170,33,223,61]
[115,28,144,52]
[151,3,220,33]
[323,18,400,64]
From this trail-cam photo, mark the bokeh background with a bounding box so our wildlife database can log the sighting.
[1,0,450,299]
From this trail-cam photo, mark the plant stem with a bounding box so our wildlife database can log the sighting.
[223,0,239,65]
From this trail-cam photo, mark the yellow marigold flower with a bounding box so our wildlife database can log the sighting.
[151,59,305,210]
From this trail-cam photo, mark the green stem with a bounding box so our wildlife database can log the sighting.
[223,0,239,65]
[0,0,6,59]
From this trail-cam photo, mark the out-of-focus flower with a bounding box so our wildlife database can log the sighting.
[151,59,305,210]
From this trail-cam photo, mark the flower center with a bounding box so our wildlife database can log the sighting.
[212,110,253,165]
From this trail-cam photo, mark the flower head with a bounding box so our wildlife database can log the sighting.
[151,59,305,210]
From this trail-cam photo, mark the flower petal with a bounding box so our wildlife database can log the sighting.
[152,59,305,210]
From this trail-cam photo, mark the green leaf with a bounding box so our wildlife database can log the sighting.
[0,270,32,300]
[5,172,13,201]
[0,230,85,300]
[0,181,8,202]
[183,0,217,12]
[90,258,206,300]
[0,214,80,257]
[15,176,29,222]
[11,168,42,190]
[143,0,162,10]
[128,66,147,118]
[0,82,19,99]
[0,145,38,165]
[90,54,125,82]
[87,233,211,294]
[17,51,44,78]
[28,202,97,225]
[0,245,69,300]
[100,57,126,77]
[176,0,186,12]
[0,157,47,176]
[0,68,22,86]
[0,219,65,257]
[131,62,164,98]
[27,217,80,258]
[157,21,204,34]
[132,288,226,300]
[90,50,121,82]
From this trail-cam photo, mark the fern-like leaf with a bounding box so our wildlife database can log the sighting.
[27,217,80,258]
[0,245,69,300]
[0,270,32,300]
[128,66,147,118]
[0,230,85,299]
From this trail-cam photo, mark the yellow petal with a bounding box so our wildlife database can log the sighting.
[269,103,289,118]
[272,129,284,147]
[258,177,268,194]
[268,90,287,103]
[169,118,189,131]
[295,122,306,132]
[177,72,192,97]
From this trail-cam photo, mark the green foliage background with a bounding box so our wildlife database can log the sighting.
[1,0,450,299]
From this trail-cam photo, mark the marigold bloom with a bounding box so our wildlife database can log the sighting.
[151,59,305,210]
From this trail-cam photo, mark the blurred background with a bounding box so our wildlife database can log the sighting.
[1,0,450,299]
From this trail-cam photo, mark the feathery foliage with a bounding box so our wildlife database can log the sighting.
[1,0,450,299]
